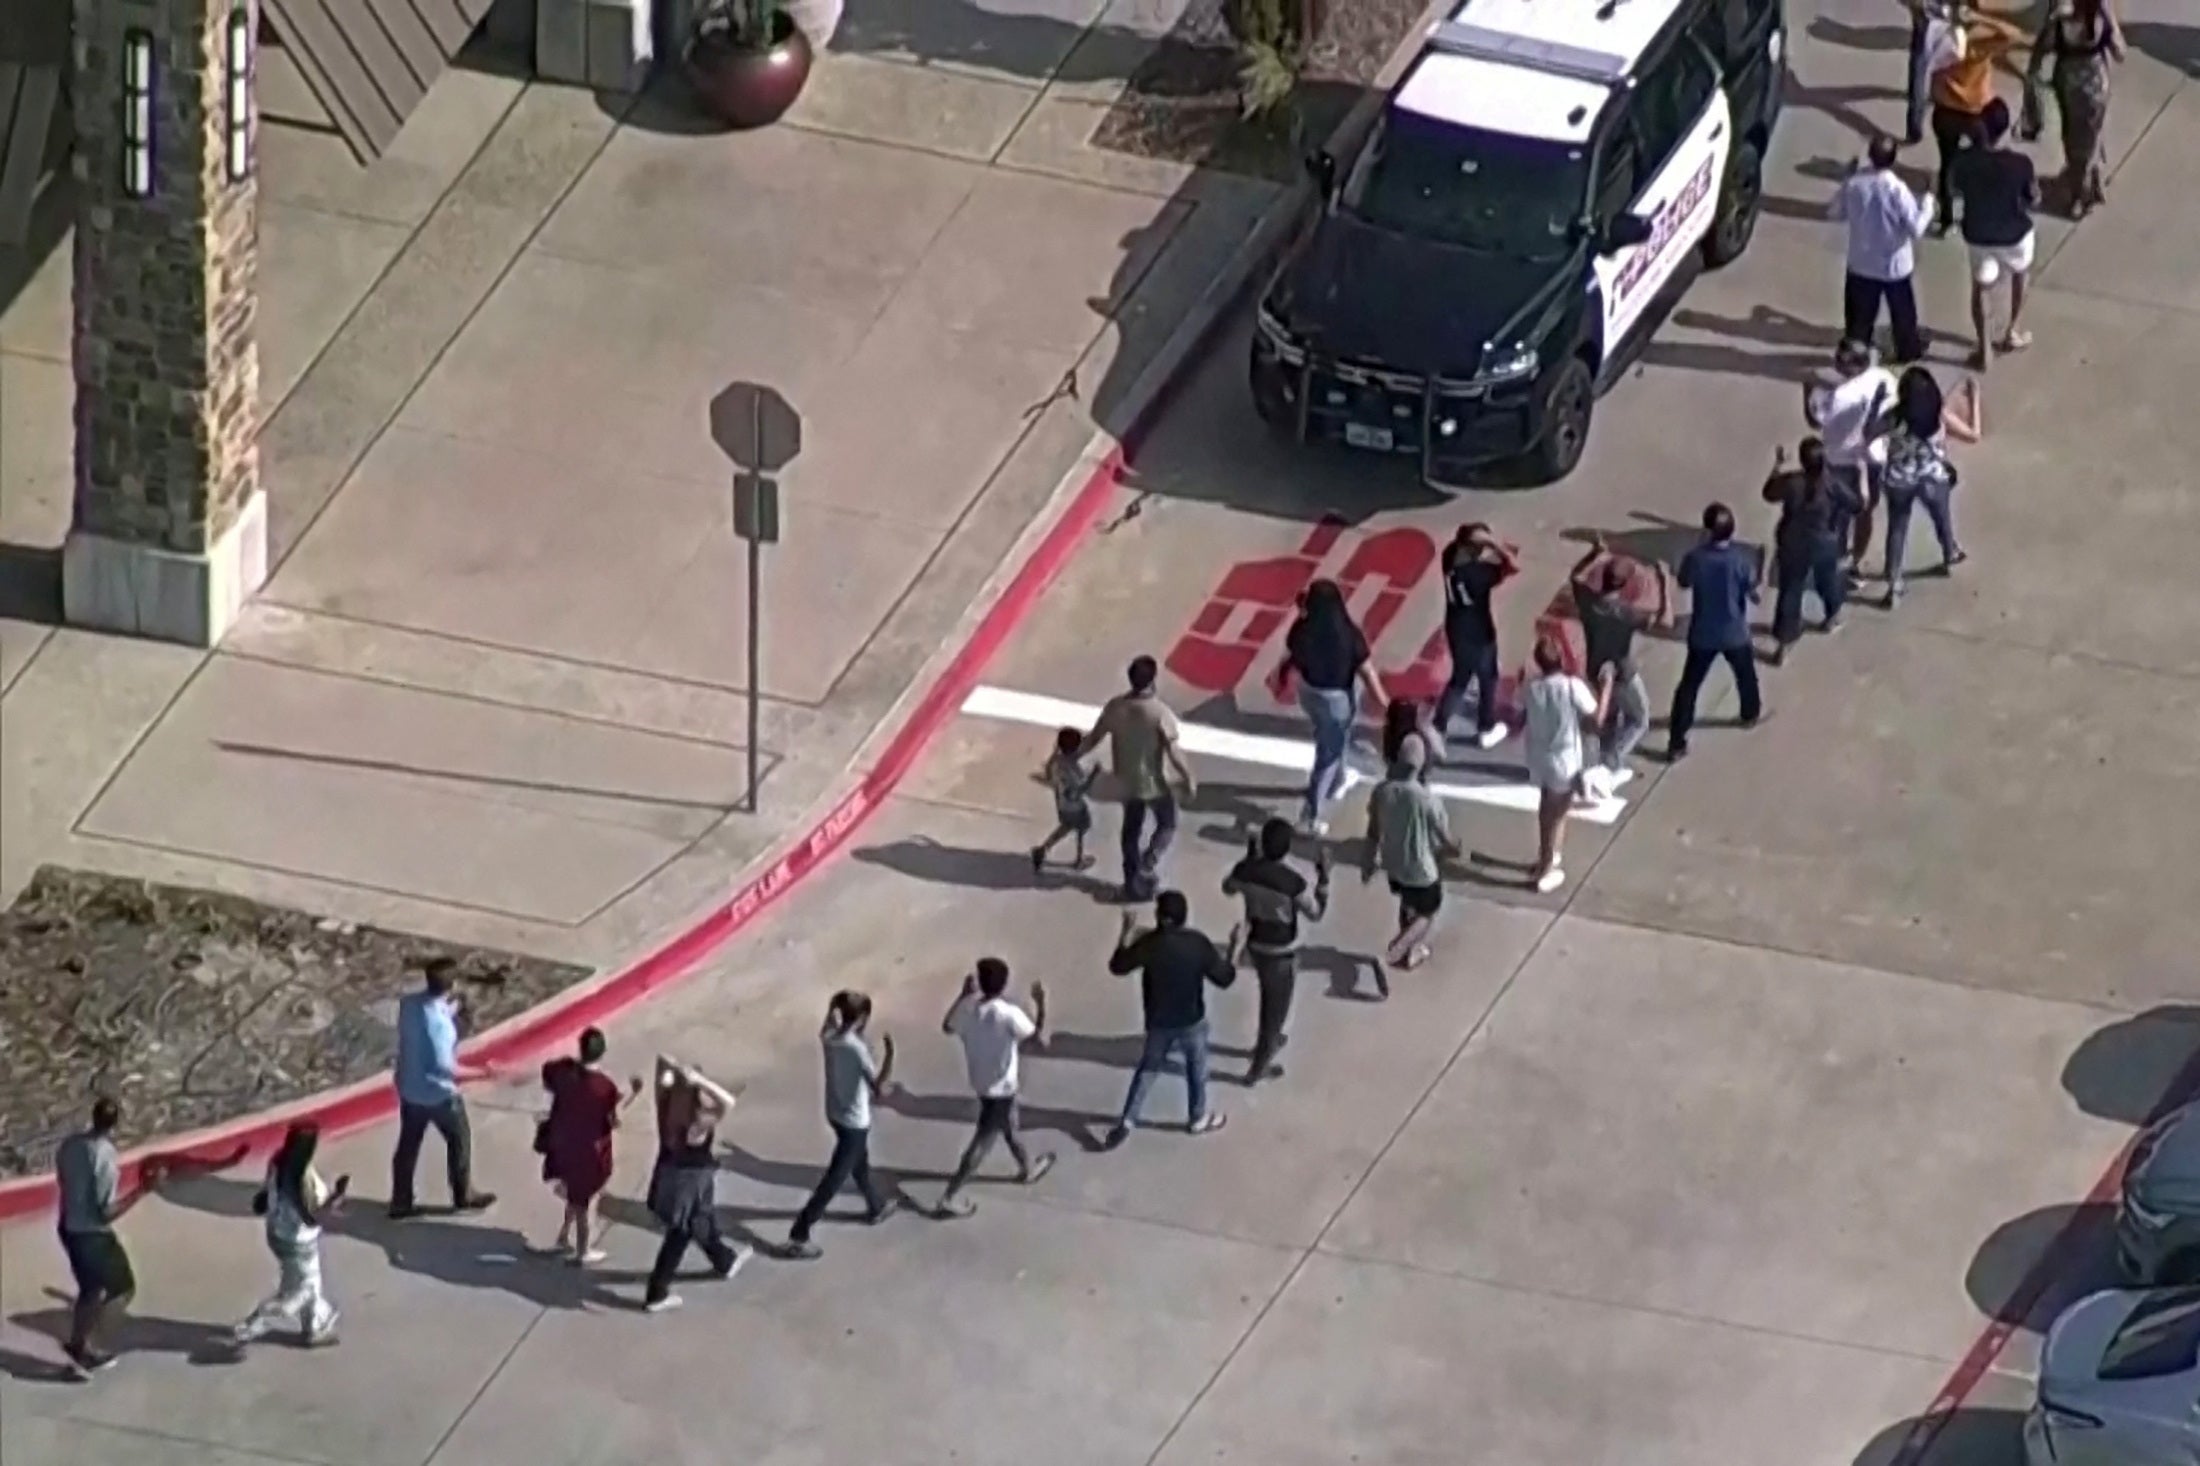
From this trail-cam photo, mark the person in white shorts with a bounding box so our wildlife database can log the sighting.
[1522,635,1612,895]
[1951,98,2039,368]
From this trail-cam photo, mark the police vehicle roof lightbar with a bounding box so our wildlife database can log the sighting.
[1426,21,1632,84]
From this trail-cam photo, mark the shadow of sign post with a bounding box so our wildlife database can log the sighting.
[709,382,801,814]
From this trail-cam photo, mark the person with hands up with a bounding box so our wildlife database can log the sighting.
[787,991,904,1258]
[644,1055,750,1311]
[537,1027,645,1266]
[937,959,1054,1218]
[1101,892,1236,1149]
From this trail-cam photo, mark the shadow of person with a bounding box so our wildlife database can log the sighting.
[1966,1202,2122,1337]
[10,1297,242,1369]
[1851,1407,2028,1466]
[592,1191,777,1260]
[877,1086,1115,1154]
[1809,16,1913,54]
[1039,1029,1253,1071]
[1302,944,1380,1001]
[711,1138,950,1228]
[2121,22,2200,78]
[2062,1005,2200,1125]
[853,836,1112,896]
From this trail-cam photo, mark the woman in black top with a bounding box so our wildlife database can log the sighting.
[1762,436,1862,661]
[1279,579,1386,833]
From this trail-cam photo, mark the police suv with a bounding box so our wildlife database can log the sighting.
[1250,0,1786,485]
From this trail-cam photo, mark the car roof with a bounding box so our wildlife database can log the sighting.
[1393,0,1689,145]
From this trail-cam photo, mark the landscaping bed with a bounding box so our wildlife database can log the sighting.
[1090,0,1432,180]
[0,867,588,1178]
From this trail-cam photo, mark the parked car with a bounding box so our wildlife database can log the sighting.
[2118,1101,2200,1285]
[2028,1287,2200,1466]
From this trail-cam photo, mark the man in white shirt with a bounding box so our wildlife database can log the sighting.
[937,958,1053,1216]
[1832,135,1934,365]
[1805,337,1900,572]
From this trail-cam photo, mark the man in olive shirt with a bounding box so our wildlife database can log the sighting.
[1363,734,1460,980]
[1078,655,1197,901]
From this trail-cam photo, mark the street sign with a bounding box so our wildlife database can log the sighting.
[733,472,780,544]
[710,382,802,474]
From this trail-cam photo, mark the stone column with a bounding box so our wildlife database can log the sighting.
[62,0,266,647]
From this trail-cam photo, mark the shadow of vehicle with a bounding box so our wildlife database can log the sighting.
[2062,1004,2200,1125]
[1852,1407,2028,1466]
[1967,1201,2123,1336]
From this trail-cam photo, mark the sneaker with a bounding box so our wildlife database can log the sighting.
[1475,722,1509,750]
[64,1347,116,1376]
[866,1196,905,1226]
[1577,770,1611,806]
[386,1203,422,1221]
[1030,845,1046,874]
[1605,767,1636,791]
[644,1293,684,1314]
[939,1195,978,1218]
[1534,866,1567,894]
[1943,551,1968,572]
[1100,1126,1131,1151]
[1247,1063,1285,1085]
[712,1245,753,1281]
[1666,739,1690,762]
[1400,944,1431,971]
[1020,1152,1057,1185]
[303,1313,340,1347]
[454,1191,497,1214]
[568,1248,608,1266]
[783,1239,823,1261]
[1821,614,1844,635]
[1187,1112,1228,1136]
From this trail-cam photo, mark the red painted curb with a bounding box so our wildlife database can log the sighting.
[1885,1041,2200,1466]
[0,249,1264,1227]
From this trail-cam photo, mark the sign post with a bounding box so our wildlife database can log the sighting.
[710,383,801,815]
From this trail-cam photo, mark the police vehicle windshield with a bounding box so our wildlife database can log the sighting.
[1343,108,1590,261]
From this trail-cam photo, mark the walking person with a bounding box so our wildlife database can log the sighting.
[1805,338,1899,572]
[1276,579,1385,834]
[1952,98,2041,368]
[1926,0,2029,231]
[643,1057,750,1311]
[1362,733,1460,976]
[1879,368,1981,603]
[786,992,904,1257]
[2027,0,2121,215]
[1569,534,1667,794]
[54,1097,158,1377]
[1763,438,1865,662]
[1433,525,1520,753]
[1832,135,1933,365]
[936,959,1054,1217]
[1101,891,1236,1148]
[1667,503,1765,761]
[1222,817,1331,1083]
[1903,0,1948,146]
[235,1123,345,1348]
[537,1028,643,1265]
[389,957,497,1220]
[1030,727,1096,873]
[1522,636,1610,895]
[1077,655,1197,901]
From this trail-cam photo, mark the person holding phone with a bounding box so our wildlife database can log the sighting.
[236,1123,347,1347]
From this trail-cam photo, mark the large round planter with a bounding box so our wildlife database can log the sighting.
[686,12,813,131]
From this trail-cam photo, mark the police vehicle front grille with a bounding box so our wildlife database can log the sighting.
[1313,357,1426,393]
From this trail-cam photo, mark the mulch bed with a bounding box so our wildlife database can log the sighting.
[0,867,589,1179]
[1090,0,1432,180]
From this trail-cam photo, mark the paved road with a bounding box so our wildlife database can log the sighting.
[9,2,2200,1463]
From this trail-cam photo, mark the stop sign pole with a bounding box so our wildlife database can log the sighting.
[710,383,800,816]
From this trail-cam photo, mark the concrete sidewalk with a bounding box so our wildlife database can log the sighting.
[0,23,1276,970]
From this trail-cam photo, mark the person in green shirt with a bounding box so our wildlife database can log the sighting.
[1362,734,1460,983]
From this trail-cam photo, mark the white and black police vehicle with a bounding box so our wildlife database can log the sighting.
[1250,0,1786,485]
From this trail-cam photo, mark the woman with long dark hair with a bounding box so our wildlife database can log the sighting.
[1278,579,1385,833]
[2029,0,2123,215]
[1878,366,1981,603]
[236,1123,346,1346]
[538,1027,643,1265]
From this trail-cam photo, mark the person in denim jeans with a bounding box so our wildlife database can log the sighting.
[1568,534,1668,793]
[1905,0,1947,146]
[1077,656,1197,900]
[1879,367,1979,603]
[1278,580,1384,833]
[1101,891,1236,1148]
[786,991,904,1259]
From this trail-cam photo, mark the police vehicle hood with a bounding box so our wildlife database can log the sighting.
[1273,211,1572,376]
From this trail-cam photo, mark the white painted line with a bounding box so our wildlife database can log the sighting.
[959,684,1627,826]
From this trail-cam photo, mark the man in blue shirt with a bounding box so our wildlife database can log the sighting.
[1667,502,1765,761]
[389,958,496,1218]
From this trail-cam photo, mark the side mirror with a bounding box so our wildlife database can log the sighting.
[1601,212,1654,254]
[1304,150,1338,199]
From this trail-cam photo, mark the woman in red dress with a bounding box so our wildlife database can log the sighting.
[538,1028,640,1265]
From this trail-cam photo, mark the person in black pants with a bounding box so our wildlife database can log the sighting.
[1221,818,1330,1086]
[642,1058,749,1313]
[1762,438,1864,663]
[1432,525,1520,753]
[1667,502,1765,761]
[786,991,903,1258]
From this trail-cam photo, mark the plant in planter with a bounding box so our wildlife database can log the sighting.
[1225,0,1323,124]
[686,0,815,131]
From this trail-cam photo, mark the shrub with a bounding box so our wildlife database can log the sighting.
[1224,0,1321,119]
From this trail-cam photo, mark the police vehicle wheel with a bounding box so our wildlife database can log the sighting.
[1526,357,1594,484]
[1703,140,1765,269]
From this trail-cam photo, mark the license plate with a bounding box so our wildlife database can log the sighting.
[1344,423,1394,451]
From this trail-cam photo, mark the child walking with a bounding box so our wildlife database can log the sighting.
[936,957,1054,1217]
[236,1123,346,1347]
[1031,726,1096,872]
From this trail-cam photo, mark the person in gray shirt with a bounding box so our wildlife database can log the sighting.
[786,990,903,1258]
[54,1096,157,1375]
[1362,734,1461,980]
